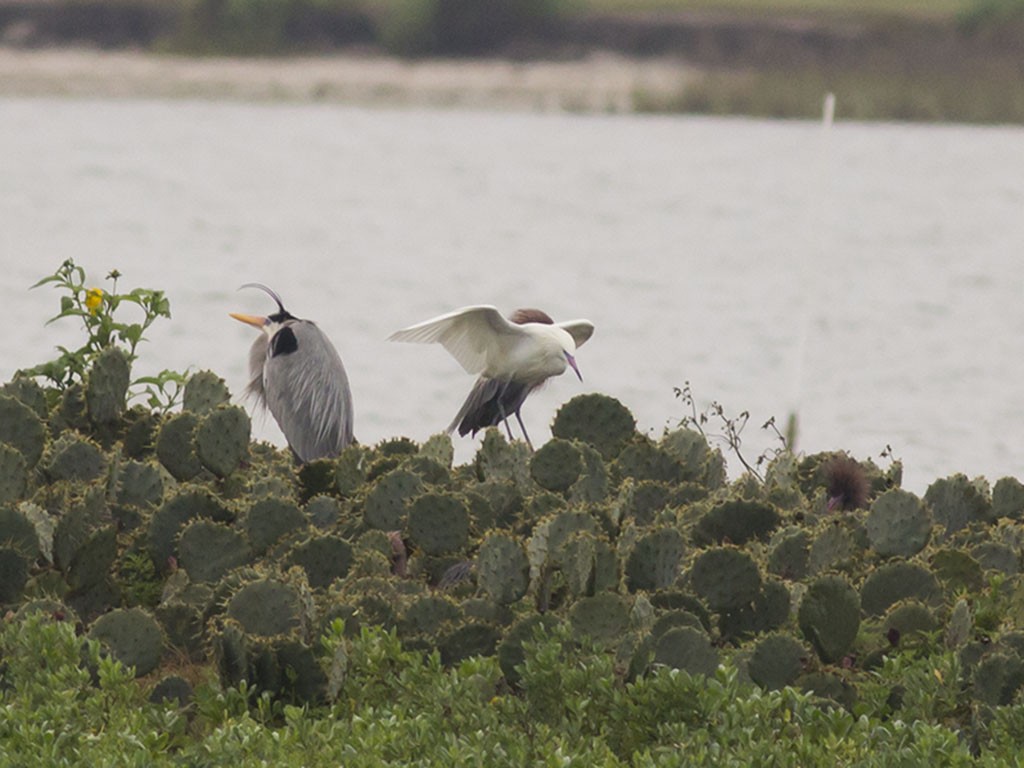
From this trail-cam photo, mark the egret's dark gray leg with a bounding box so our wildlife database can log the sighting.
[496,381,516,441]
[514,409,534,451]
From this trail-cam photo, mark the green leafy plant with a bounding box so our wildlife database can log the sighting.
[19,259,186,411]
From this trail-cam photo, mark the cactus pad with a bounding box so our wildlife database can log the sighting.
[285,535,354,589]
[245,497,306,553]
[625,527,686,592]
[407,492,470,556]
[798,575,860,663]
[155,412,203,482]
[865,488,932,557]
[477,533,530,604]
[226,579,304,637]
[182,370,231,414]
[0,395,46,469]
[195,405,250,477]
[178,519,251,583]
[529,438,584,493]
[860,561,941,616]
[363,468,422,531]
[88,607,165,676]
[924,474,992,536]
[569,593,631,648]
[652,626,720,676]
[748,633,809,690]
[85,346,130,426]
[551,393,636,460]
[693,498,781,546]
[0,445,28,505]
[44,434,107,483]
[689,547,762,612]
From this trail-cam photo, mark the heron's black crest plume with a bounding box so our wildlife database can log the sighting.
[239,282,289,318]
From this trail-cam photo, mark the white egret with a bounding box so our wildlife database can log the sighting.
[388,305,594,449]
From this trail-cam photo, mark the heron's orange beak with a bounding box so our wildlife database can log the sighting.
[230,312,268,329]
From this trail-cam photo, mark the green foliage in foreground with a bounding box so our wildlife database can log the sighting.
[3,613,1023,767]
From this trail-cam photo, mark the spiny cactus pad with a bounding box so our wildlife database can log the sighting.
[798,575,860,663]
[860,561,941,616]
[865,488,932,558]
[477,533,530,605]
[407,492,470,556]
[88,607,165,677]
[551,394,636,460]
[569,593,631,648]
[693,498,781,547]
[748,633,809,690]
[924,474,992,536]
[363,469,423,531]
[182,370,231,415]
[195,405,250,478]
[85,346,130,426]
[689,547,762,612]
[530,438,584,493]
[156,412,203,482]
[625,527,686,592]
[0,395,46,468]
[652,626,720,676]
[178,519,251,583]
[226,579,304,637]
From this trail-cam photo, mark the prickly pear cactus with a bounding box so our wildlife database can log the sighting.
[363,468,423,531]
[498,614,560,686]
[225,578,306,637]
[689,547,762,612]
[148,489,230,571]
[798,575,860,663]
[992,477,1024,521]
[882,600,937,644]
[614,440,685,484]
[652,626,720,676]
[0,547,30,603]
[924,473,992,537]
[438,622,500,666]
[407,492,470,556]
[88,607,165,677]
[865,488,932,557]
[860,561,941,616]
[285,535,354,589]
[0,444,28,505]
[177,519,251,583]
[693,498,781,547]
[44,434,107,483]
[530,438,583,493]
[551,393,636,460]
[195,405,250,478]
[748,633,809,691]
[0,395,46,468]
[398,595,461,638]
[474,430,531,486]
[625,527,686,592]
[477,533,530,605]
[660,427,725,488]
[767,527,810,580]
[244,497,306,553]
[569,593,630,648]
[112,459,164,511]
[85,346,130,426]
[155,412,203,482]
[568,443,609,504]
[930,548,984,593]
[182,370,231,415]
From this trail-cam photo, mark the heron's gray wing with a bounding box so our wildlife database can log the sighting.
[264,320,354,462]
[556,320,595,349]
[388,305,521,375]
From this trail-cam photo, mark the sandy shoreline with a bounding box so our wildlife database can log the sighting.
[0,46,692,111]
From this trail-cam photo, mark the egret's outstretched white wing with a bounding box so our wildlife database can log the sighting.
[388,305,522,375]
[557,320,595,349]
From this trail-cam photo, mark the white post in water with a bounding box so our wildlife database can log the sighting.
[823,92,836,128]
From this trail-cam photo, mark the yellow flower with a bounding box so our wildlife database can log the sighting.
[85,288,104,315]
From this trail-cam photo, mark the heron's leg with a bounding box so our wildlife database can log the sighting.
[514,409,534,451]
[495,380,516,441]
[497,400,515,441]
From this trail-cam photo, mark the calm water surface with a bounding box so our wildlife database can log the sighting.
[2,97,1022,492]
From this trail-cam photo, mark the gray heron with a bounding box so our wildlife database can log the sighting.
[230,283,354,462]
[388,305,594,449]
